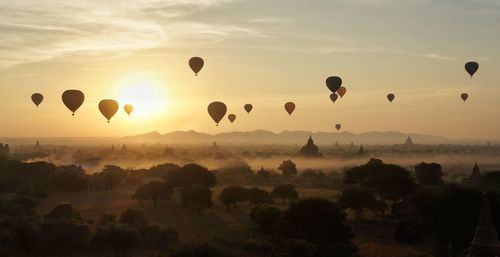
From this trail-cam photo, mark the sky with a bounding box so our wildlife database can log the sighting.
[0,0,499,138]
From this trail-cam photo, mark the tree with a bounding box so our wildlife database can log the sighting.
[94,165,126,190]
[218,160,253,176]
[250,205,282,234]
[271,184,299,203]
[132,181,173,205]
[247,187,274,205]
[119,208,148,228]
[51,166,88,192]
[219,186,248,210]
[337,186,377,220]
[344,158,417,203]
[90,223,140,257]
[148,163,180,178]
[463,171,500,191]
[40,220,89,254]
[278,198,356,257]
[278,160,297,177]
[415,162,444,185]
[167,164,216,188]
[181,185,213,212]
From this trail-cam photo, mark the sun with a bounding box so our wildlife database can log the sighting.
[114,74,168,118]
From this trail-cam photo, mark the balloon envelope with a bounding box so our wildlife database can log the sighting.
[337,87,347,98]
[244,104,253,114]
[208,101,227,125]
[62,90,85,115]
[99,99,119,123]
[335,124,341,131]
[284,102,295,116]
[461,93,469,102]
[326,76,342,93]
[387,93,395,102]
[124,104,134,115]
[189,57,204,75]
[465,62,479,78]
[228,114,236,123]
[31,93,43,107]
[330,93,339,103]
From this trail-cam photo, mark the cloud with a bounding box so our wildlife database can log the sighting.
[422,54,456,61]
[0,0,262,67]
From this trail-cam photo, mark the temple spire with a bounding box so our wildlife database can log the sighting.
[470,192,500,257]
[471,162,481,179]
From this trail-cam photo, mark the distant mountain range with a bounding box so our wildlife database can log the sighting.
[123,130,467,145]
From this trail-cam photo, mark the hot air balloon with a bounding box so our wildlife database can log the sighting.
[284,102,295,116]
[326,76,342,93]
[465,62,479,78]
[208,101,227,126]
[189,57,204,76]
[244,104,253,114]
[228,114,236,123]
[98,100,119,123]
[330,93,339,103]
[31,93,43,108]
[62,90,85,116]
[337,87,347,98]
[461,93,469,102]
[335,124,341,131]
[387,93,395,103]
[124,104,134,116]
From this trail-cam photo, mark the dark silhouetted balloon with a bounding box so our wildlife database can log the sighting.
[244,104,253,114]
[62,90,85,116]
[208,101,227,126]
[124,104,134,116]
[99,99,119,123]
[31,93,43,108]
[228,114,236,123]
[387,93,395,103]
[330,93,339,103]
[465,62,479,78]
[189,57,204,76]
[326,76,342,93]
[284,102,295,116]
[335,124,341,131]
[337,87,347,98]
[461,93,469,102]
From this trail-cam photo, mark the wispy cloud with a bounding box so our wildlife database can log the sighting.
[422,54,456,61]
[0,0,263,67]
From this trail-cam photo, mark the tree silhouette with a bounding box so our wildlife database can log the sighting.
[132,180,173,205]
[278,198,356,257]
[278,160,297,177]
[250,205,282,234]
[181,185,213,212]
[415,162,444,185]
[344,158,417,203]
[271,184,299,203]
[337,186,377,220]
[167,164,216,188]
[219,186,248,210]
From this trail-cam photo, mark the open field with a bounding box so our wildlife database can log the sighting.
[37,185,433,257]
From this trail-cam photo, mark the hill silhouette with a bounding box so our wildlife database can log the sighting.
[124,130,452,145]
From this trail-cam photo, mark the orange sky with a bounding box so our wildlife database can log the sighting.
[1,0,499,138]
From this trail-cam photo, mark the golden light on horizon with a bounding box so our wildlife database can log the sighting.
[113,72,169,120]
